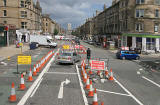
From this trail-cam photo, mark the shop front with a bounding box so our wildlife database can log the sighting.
[121,33,160,52]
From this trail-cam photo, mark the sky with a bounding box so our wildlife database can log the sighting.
[37,0,112,29]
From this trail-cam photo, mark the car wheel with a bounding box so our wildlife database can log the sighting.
[122,57,125,60]
[136,56,140,60]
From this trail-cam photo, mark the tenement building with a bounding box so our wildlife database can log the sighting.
[76,0,160,52]
[0,0,42,42]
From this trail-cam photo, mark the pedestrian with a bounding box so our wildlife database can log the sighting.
[87,48,91,64]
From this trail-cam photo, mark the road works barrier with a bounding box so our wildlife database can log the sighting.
[9,50,55,103]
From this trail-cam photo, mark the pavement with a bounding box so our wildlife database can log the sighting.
[0,43,29,61]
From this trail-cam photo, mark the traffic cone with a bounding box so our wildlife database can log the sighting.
[109,68,114,81]
[33,64,37,76]
[36,63,39,73]
[85,76,90,90]
[19,74,25,90]
[88,80,94,97]
[89,69,93,75]
[9,82,16,102]
[92,88,98,105]
[97,70,101,76]
[28,67,33,82]
[105,69,109,79]
[101,102,104,105]
[83,72,87,83]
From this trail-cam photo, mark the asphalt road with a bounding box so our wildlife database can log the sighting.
[1,40,160,105]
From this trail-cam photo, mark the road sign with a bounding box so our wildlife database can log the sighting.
[75,45,79,49]
[79,45,84,50]
[63,45,70,49]
[17,56,31,64]
[19,43,23,47]
[91,60,105,70]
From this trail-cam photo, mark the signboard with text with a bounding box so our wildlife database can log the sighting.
[63,45,70,49]
[75,45,79,49]
[17,56,31,64]
[91,60,105,70]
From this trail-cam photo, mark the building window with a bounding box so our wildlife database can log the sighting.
[136,0,145,4]
[20,1,25,7]
[135,23,143,32]
[154,23,159,32]
[3,10,7,16]
[21,22,27,29]
[46,23,48,26]
[155,0,160,5]
[21,11,27,18]
[136,9,144,17]
[155,9,159,18]
[3,0,6,6]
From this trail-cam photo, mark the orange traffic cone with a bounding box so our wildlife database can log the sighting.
[105,70,109,79]
[92,88,98,105]
[33,64,37,76]
[97,70,101,76]
[109,68,114,81]
[83,72,87,83]
[36,63,39,73]
[19,74,25,90]
[89,69,93,75]
[28,67,33,82]
[9,82,16,102]
[101,102,104,105]
[88,80,94,97]
[85,76,90,90]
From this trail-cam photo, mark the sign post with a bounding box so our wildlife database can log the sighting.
[17,56,31,73]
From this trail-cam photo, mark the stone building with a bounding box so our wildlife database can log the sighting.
[76,0,160,52]
[0,0,42,42]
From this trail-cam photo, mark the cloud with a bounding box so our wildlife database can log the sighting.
[38,0,112,29]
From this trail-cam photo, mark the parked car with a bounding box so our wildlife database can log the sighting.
[116,50,140,60]
[88,40,94,45]
[57,50,81,64]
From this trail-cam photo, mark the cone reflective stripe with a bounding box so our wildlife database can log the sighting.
[33,64,37,76]
[9,82,16,102]
[19,74,25,90]
[88,80,94,97]
[92,88,98,105]
[85,76,90,90]
[28,67,33,82]
[109,68,114,81]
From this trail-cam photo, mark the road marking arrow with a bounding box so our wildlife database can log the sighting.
[58,78,70,99]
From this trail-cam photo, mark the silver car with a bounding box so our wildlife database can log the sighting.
[57,50,81,64]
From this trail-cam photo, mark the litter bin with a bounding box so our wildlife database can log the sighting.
[30,42,38,50]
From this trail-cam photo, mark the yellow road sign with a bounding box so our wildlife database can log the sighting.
[17,56,31,64]
[19,43,23,47]
[63,45,70,49]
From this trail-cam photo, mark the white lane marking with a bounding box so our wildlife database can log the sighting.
[17,50,59,105]
[46,72,78,75]
[58,79,70,99]
[114,78,144,105]
[139,68,143,71]
[30,78,43,97]
[76,64,88,105]
[97,89,131,97]
[142,76,160,88]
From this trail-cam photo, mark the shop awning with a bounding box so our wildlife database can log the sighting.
[122,33,160,38]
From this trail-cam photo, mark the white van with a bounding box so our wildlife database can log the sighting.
[30,35,57,48]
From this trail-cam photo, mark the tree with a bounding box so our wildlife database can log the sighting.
[54,29,59,35]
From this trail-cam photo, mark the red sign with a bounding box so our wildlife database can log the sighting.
[79,45,84,50]
[75,45,79,49]
[121,47,129,50]
[91,60,105,70]
[5,26,8,31]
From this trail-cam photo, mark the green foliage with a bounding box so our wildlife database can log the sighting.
[54,29,59,35]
